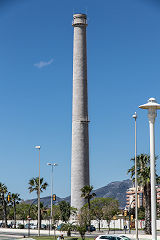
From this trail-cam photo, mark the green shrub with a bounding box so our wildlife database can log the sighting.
[18,224,24,229]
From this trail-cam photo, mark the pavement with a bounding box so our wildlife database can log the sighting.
[124,233,160,239]
[0,228,160,240]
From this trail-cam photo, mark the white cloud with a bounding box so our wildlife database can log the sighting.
[34,58,53,68]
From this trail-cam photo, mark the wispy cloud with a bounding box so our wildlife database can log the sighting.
[34,58,53,68]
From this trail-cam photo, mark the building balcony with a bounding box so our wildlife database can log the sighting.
[126,191,134,194]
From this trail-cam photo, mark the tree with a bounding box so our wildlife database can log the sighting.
[90,198,106,231]
[58,201,70,223]
[102,198,119,234]
[76,225,86,240]
[28,177,48,228]
[81,185,96,228]
[127,154,160,234]
[9,193,21,228]
[13,202,37,225]
[76,207,89,240]
[16,202,30,224]
[28,177,48,195]
[81,185,96,210]
[40,202,49,222]
[52,205,61,226]
[61,223,76,236]
[0,205,3,221]
[138,206,145,220]
[0,183,8,227]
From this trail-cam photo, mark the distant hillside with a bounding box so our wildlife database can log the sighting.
[93,179,132,208]
[26,179,132,209]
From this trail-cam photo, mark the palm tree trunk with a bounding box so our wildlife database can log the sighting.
[144,183,151,234]
[13,200,16,228]
[36,191,41,230]
[107,221,110,234]
[88,199,90,210]
[88,199,91,229]
[2,193,7,228]
[40,210,42,229]
[98,220,100,231]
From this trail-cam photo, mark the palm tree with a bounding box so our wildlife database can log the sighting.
[0,183,8,227]
[10,193,21,228]
[28,177,48,228]
[81,185,96,210]
[81,185,96,230]
[58,201,71,223]
[28,177,48,195]
[128,154,160,234]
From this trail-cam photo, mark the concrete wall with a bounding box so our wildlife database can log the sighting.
[91,219,157,230]
[3,219,160,230]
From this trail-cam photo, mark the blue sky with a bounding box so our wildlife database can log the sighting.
[1,0,160,200]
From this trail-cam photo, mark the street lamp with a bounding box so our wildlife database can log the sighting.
[35,145,41,236]
[139,97,160,240]
[132,112,138,240]
[47,162,58,232]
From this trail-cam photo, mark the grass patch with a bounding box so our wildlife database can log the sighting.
[32,237,56,240]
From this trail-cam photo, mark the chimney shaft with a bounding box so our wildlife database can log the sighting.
[71,13,90,210]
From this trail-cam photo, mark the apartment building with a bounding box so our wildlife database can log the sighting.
[126,186,160,209]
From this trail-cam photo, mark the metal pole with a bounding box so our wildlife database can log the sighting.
[50,165,53,232]
[49,218,50,236]
[139,98,160,240]
[28,219,30,237]
[149,109,157,240]
[38,148,40,236]
[129,208,131,234]
[47,163,58,234]
[134,113,138,240]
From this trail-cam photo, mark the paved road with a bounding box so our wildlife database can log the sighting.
[0,231,25,240]
[1,228,160,240]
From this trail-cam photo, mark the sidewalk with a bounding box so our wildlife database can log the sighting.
[123,233,160,239]
[0,228,60,237]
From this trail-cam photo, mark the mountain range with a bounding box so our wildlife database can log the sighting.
[26,179,132,209]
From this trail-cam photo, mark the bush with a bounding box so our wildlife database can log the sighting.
[76,225,86,240]
[66,238,78,240]
[18,224,24,229]
[60,223,76,237]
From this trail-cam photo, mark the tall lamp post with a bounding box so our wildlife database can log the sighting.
[35,145,41,236]
[132,112,138,240]
[139,97,160,240]
[47,162,58,232]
